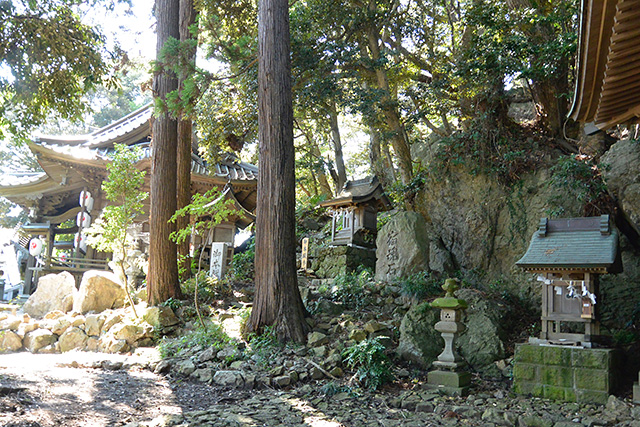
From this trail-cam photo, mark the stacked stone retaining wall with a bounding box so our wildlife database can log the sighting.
[513,343,618,404]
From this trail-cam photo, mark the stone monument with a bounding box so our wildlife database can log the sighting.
[427,278,471,395]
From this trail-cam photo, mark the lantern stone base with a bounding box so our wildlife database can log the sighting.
[513,343,618,404]
[426,370,471,396]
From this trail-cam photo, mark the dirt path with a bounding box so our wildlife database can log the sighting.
[0,350,229,427]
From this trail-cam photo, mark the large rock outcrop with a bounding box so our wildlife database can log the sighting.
[397,289,506,370]
[23,272,76,318]
[601,139,640,236]
[375,212,434,282]
[73,271,126,314]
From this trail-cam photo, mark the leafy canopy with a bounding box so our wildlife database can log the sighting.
[0,0,128,140]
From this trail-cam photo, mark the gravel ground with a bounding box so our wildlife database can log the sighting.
[0,350,638,427]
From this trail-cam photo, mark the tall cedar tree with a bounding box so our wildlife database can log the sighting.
[148,0,182,305]
[177,0,197,281]
[247,0,310,342]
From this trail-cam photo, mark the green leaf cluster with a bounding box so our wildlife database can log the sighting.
[342,336,394,390]
[0,0,127,140]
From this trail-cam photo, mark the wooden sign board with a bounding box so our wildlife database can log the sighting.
[301,237,309,271]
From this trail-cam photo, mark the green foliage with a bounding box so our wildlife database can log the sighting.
[612,329,637,347]
[170,187,239,245]
[342,337,394,390]
[246,326,282,365]
[320,382,358,398]
[225,238,255,284]
[0,0,127,140]
[85,144,147,316]
[85,144,147,259]
[395,271,442,300]
[181,271,231,302]
[332,268,372,310]
[160,297,182,312]
[547,155,613,217]
[158,323,231,358]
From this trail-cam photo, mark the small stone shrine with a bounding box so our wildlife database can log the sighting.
[313,176,391,278]
[427,278,471,395]
[513,215,621,404]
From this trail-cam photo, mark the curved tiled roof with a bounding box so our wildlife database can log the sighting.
[569,0,640,130]
[35,104,153,148]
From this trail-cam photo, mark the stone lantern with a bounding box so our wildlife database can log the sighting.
[427,278,471,395]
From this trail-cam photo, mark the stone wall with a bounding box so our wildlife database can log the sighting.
[513,344,618,404]
[312,246,376,279]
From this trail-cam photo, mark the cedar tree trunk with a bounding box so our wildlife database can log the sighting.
[177,0,197,281]
[247,0,310,343]
[328,102,347,192]
[148,0,182,305]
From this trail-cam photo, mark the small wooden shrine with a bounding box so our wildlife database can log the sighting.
[516,215,621,346]
[319,176,391,248]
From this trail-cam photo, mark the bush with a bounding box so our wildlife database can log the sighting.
[246,326,282,366]
[181,271,231,303]
[332,268,372,310]
[395,271,442,300]
[226,237,255,283]
[342,337,394,390]
[158,323,232,358]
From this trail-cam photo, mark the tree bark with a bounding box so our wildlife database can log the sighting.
[177,0,197,281]
[328,102,347,192]
[247,0,310,343]
[148,0,182,305]
[364,0,413,185]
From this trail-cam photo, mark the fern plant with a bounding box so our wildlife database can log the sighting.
[342,337,394,390]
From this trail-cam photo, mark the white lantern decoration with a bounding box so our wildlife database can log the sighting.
[74,233,88,252]
[79,190,94,212]
[76,211,91,228]
[29,238,43,256]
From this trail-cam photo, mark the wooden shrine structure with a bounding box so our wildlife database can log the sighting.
[569,0,640,131]
[319,176,391,248]
[516,215,621,346]
[0,104,257,292]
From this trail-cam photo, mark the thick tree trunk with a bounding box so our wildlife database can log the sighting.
[505,0,569,137]
[365,1,413,185]
[148,0,182,305]
[177,0,197,281]
[368,127,395,188]
[247,0,310,343]
[328,102,347,192]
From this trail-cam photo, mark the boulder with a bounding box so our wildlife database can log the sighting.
[23,272,76,318]
[49,317,72,335]
[111,323,146,346]
[397,289,506,370]
[601,139,640,235]
[396,303,441,368]
[98,335,130,354]
[455,289,506,369]
[0,316,21,331]
[142,306,179,329]
[73,271,126,314]
[24,329,57,353]
[84,314,106,336]
[58,327,88,352]
[101,312,122,333]
[375,212,431,282]
[0,331,22,352]
[213,371,248,388]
